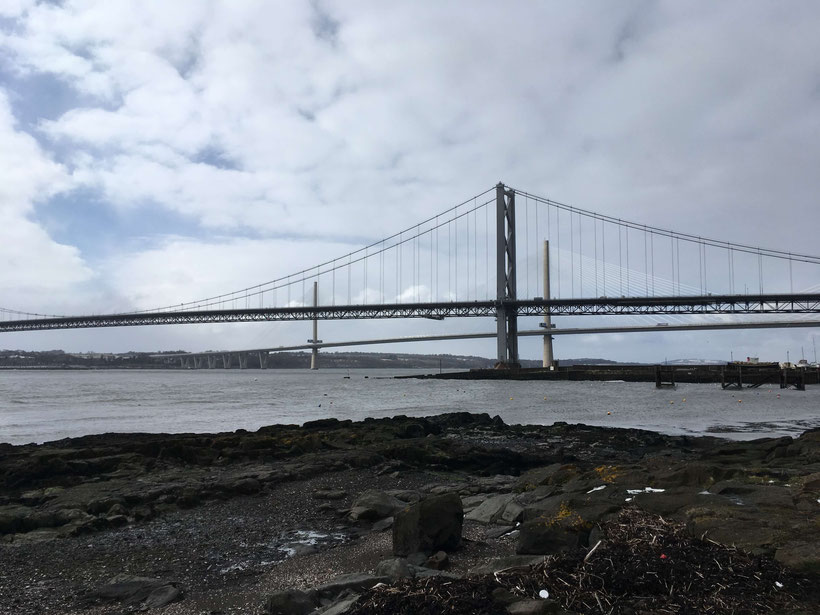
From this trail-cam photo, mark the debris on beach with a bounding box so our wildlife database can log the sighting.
[349,508,819,614]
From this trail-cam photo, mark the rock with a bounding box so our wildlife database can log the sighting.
[630,487,704,516]
[506,598,561,614]
[0,505,32,534]
[491,587,519,606]
[515,464,572,491]
[349,490,404,521]
[465,494,516,524]
[801,472,820,492]
[107,502,129,516]
[392,493,463,556]
[461,494,487,512]
[685,507,779,555]
[517,495,619,555]
[265,588,317,615]
[386,489,421,503]
[87,497,125,515]
[143,584,182,608]
[372,517,393,532]
[319,593,361,614]
[375,557,414,580]
[487,525,517,539]
[314,489,348,500]
[314,573,388,601]
[775,542,820,574]
[424,550,449,570]
[93,574,181,608]
[233,477,261,494]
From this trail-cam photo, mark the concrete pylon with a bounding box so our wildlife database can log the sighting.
[542,240,555,369]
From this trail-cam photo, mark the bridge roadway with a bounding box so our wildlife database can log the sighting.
[156,319,820,361]
[2,293,820,332]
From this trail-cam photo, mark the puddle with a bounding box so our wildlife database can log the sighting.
[215,527,351,576]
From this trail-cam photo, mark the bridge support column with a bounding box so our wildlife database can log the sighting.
[194,356,203,369]
[222,354,231,368]
[238,353,248,369]
[207,355,216,369]
[309,280,322,370]
[257,352,267,369]
[542,240,554,369]
[495,183,519,367]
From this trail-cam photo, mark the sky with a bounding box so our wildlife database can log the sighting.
[0,0,819,363]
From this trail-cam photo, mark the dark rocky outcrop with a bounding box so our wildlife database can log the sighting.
[393,493,463,557]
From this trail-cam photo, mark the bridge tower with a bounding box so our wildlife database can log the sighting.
[496,183,519,367]
[309,281,321,369]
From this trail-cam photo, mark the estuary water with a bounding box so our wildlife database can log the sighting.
[1,368,818,445]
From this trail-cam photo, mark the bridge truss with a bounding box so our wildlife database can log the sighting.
[1,294,819,333]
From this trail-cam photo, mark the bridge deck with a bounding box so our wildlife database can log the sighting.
[1,294,819,333]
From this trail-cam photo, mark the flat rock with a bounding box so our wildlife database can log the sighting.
[349,490,405,521]
[314,573,389,600]
[465,493,516,524]
[775,541,820,574]
[313,489,348,500]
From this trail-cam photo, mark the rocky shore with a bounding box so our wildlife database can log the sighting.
[1,413,819,614]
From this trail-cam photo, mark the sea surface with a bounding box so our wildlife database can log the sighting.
[1,368,818,445]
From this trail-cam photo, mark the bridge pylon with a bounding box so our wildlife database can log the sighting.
[496,182,519,367]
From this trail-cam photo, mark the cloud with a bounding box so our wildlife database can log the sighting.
[0,1,818,360]
[0,92,91,307]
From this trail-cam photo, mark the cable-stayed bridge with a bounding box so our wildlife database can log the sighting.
[2,183,819,366]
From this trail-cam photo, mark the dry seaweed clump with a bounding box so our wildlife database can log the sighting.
[350,508,819,615]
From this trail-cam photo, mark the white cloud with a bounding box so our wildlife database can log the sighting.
[0,92,91,306]
[0,1,818,359]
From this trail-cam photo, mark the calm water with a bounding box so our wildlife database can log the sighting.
[1,369,818,445]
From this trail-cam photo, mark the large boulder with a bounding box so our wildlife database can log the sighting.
[393,493,463,556]
[349,490,404,521]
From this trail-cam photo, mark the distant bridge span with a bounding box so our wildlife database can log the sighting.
[155,319,820,360]
[3,294,820,333]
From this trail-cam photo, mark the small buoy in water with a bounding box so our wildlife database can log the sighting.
[510,397,514,400]
[682,398,686,402]
[670,401,674,405]
[543,396,547,400]
[738,399,742,403]
[607,411,611,415]
[318,403,321,407]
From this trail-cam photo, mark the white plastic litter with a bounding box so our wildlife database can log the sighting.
[627,487,666,495]
[539,589,550,599]
[775,581,784,589]
[625,497,633,502]
[587,485,606,494]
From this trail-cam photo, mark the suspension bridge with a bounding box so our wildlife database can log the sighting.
[2,183,819,367]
